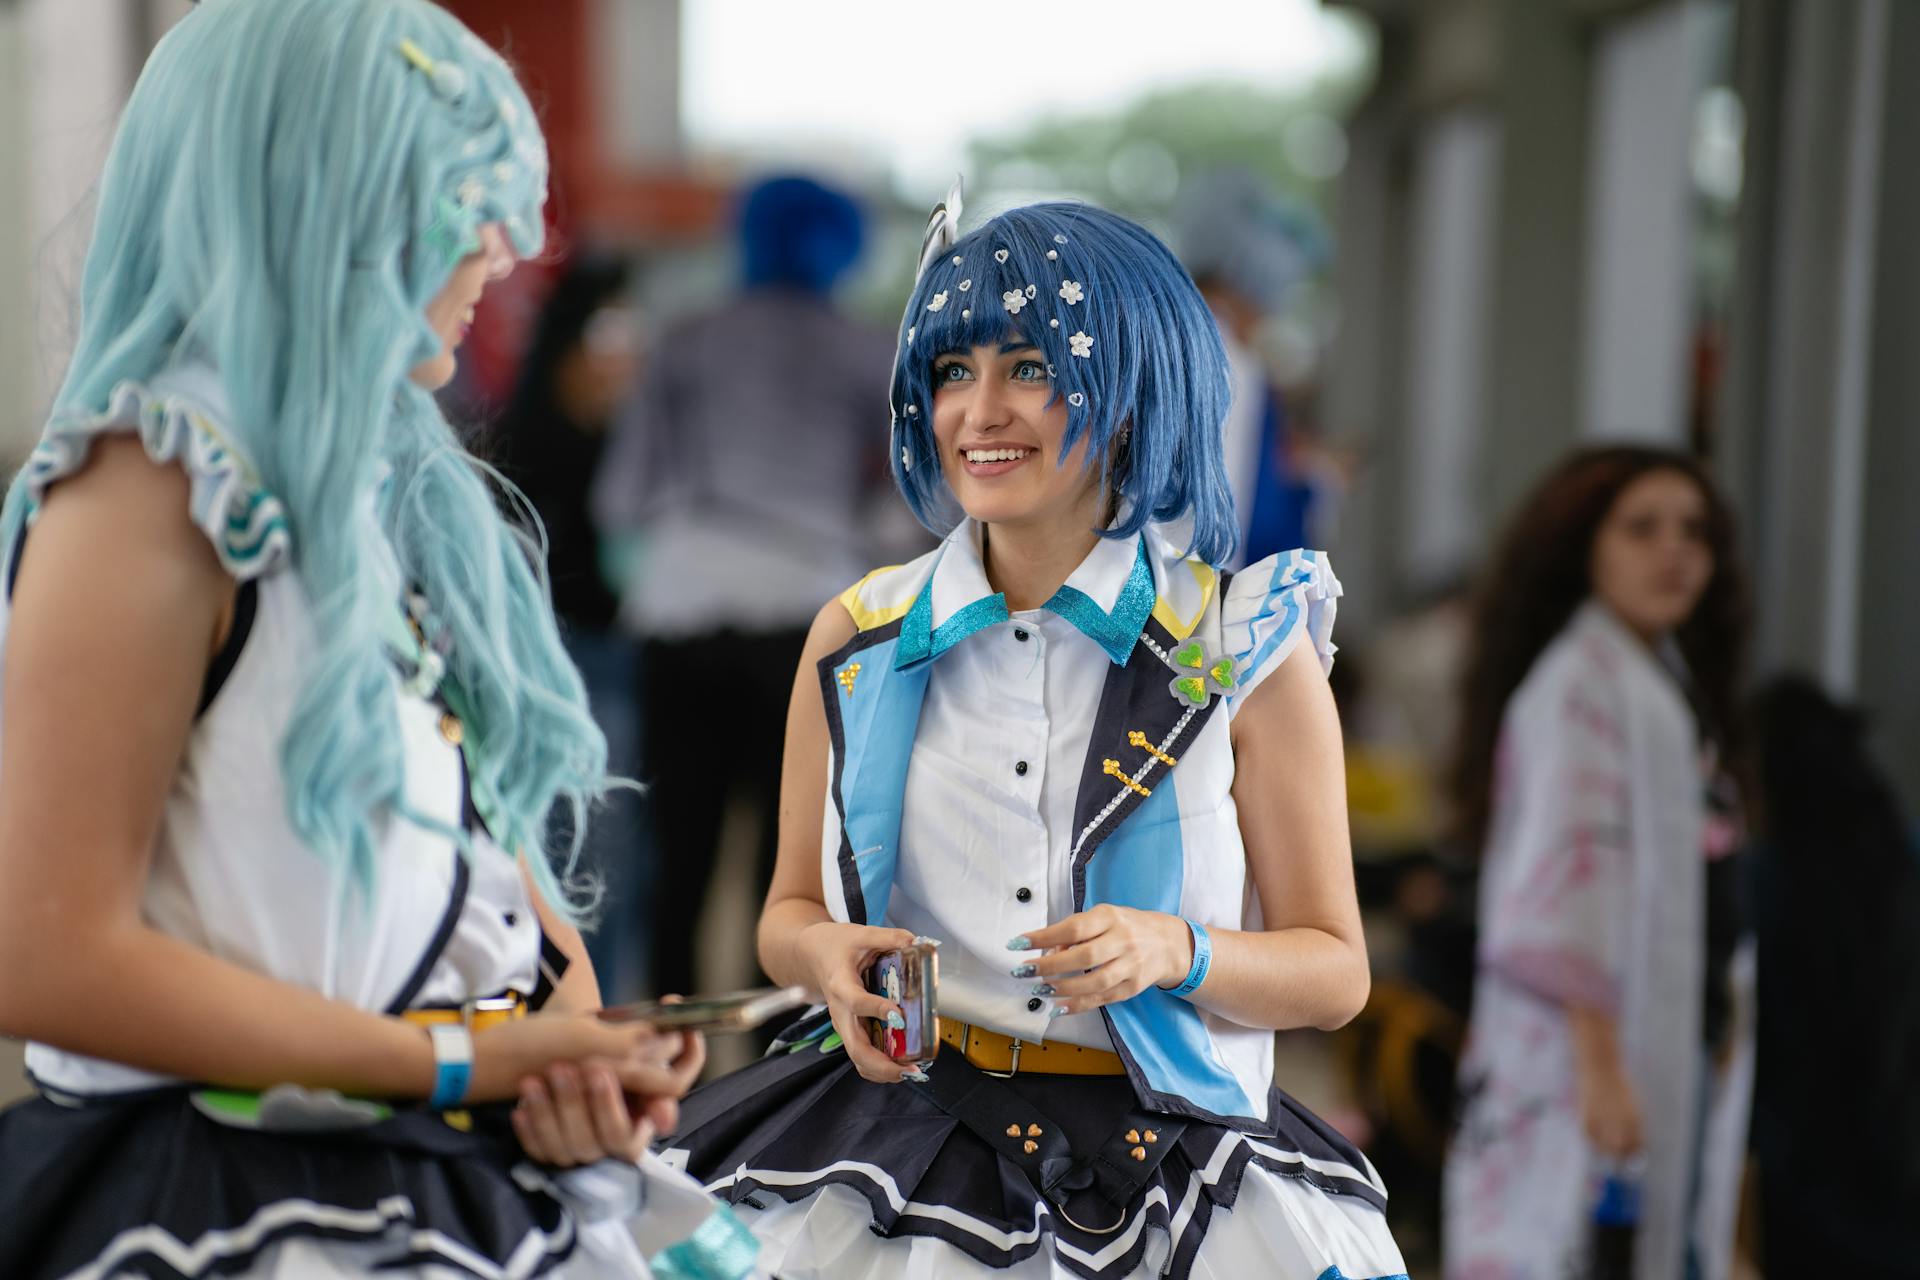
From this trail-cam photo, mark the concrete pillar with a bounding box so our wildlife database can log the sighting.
[1400,110,1501,594]
[593,0,682,166]
[0,0,141,466]
[1721,0,1920,806]
[1848,1,1920,808]
[1475,0,1593,521]
[1579,1,1710,444]
[1321,25,1414,630]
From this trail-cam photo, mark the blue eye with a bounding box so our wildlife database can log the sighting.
[1012,360,1048,383]
[934,361,973,384]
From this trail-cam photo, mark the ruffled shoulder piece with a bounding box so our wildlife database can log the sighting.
[835,543,942,635]
[1218,548,1341,711]
[23,379,293,581]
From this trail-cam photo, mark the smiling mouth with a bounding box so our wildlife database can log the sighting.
[964,448,1033,464]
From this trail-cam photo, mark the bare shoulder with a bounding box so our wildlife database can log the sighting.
[30,435,221,566]
[14,434,232,642]
[801,595,860,664]
[1233,640,1337,747]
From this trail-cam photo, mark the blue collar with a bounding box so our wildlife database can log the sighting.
[894,524,1157,669]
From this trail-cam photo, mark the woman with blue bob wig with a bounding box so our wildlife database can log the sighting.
[664,195,1407,1278]
[0,1,756,1276]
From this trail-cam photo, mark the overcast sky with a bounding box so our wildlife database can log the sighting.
[681,2,1371,189]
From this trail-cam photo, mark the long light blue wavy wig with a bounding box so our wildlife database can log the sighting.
[888,203,1239,566]
[1,0,610,916]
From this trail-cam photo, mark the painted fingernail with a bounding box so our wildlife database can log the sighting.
[900,1070,930,1084]
[1011,964,1037,979]
[1005,935,1032,951]
[1049,1006,1070,1018]
[1030,983,1055,996]
[912,935,942,946]
[885,1010,906,1030]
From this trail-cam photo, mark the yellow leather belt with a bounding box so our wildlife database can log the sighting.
[939,1019,1128,1077]
[402,993,526,1034]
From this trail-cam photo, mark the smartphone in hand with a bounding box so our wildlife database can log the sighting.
[863,941,940,1063]
[595,986,809,1034]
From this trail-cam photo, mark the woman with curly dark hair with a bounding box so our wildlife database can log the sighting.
[1440,447,1753,1280]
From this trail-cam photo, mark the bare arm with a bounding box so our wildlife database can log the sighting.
[753,597,916,1084]
[1029,641,1371,1031]
[0,438,666,1101]
[754,597,860,989]
[522,858,600,1013]
[1203,641,1371,1029]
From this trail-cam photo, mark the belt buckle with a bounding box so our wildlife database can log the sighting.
[463,994,521,1028]
[981,1033,1022,1079]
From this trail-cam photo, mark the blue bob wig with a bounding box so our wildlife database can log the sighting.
[888,202,1238,567]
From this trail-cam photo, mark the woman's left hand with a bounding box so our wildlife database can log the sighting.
[510,1026,707,1167]
[1014,906,1194,1016]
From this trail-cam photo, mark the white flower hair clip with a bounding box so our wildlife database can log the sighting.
[1069,331,1095,358]
[1059,280,1085,305]
[1002,290,1027,315]
[927,292,948,313]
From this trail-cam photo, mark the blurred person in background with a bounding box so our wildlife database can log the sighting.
[1748,675,1920,1275]
[661,198,1405,1280]
[488,253,652,1000]
[1443,447,1752,1280]
[1177,167,1331,570]
[0,2,749,1275]
[592,175,894,1001]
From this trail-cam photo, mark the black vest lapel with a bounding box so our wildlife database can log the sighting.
[1068,617,1223,876]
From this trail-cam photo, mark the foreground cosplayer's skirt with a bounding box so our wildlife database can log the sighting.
[661,1020,1407,1280]
[0,1085,759,1280]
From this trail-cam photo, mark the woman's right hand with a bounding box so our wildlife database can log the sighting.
[794,921,919,1083]
[1575,1057,1644,1159]
[462,1012,684,1105]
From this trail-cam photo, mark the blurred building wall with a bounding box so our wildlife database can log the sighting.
[1720,0,1920,805]
[1331,0,1920,806]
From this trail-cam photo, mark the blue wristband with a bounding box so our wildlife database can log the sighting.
[1168,920,1212,997]
[426,1023,473,1109]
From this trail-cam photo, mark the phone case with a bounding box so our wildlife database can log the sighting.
[595,985,808,1033]
[864,941,940,1063]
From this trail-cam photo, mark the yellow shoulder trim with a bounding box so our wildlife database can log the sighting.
[1149,560,1217,642]
[838,565,916,632]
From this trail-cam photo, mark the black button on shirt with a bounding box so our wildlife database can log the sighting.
[1014,629,1029,642]
[1015,760,1029,776]
[1027,997,1044,1012]
[1015,887,1032,903]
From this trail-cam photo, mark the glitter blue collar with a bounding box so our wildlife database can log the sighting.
[893,534,1156,669]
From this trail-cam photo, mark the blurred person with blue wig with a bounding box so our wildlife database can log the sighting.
[0,2,759,1275]
[592,174,898,1003]
[1177,168,1332,570]
[660,192,1406,1279]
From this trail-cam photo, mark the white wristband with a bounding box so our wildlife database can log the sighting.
[426,1022,473,1109]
